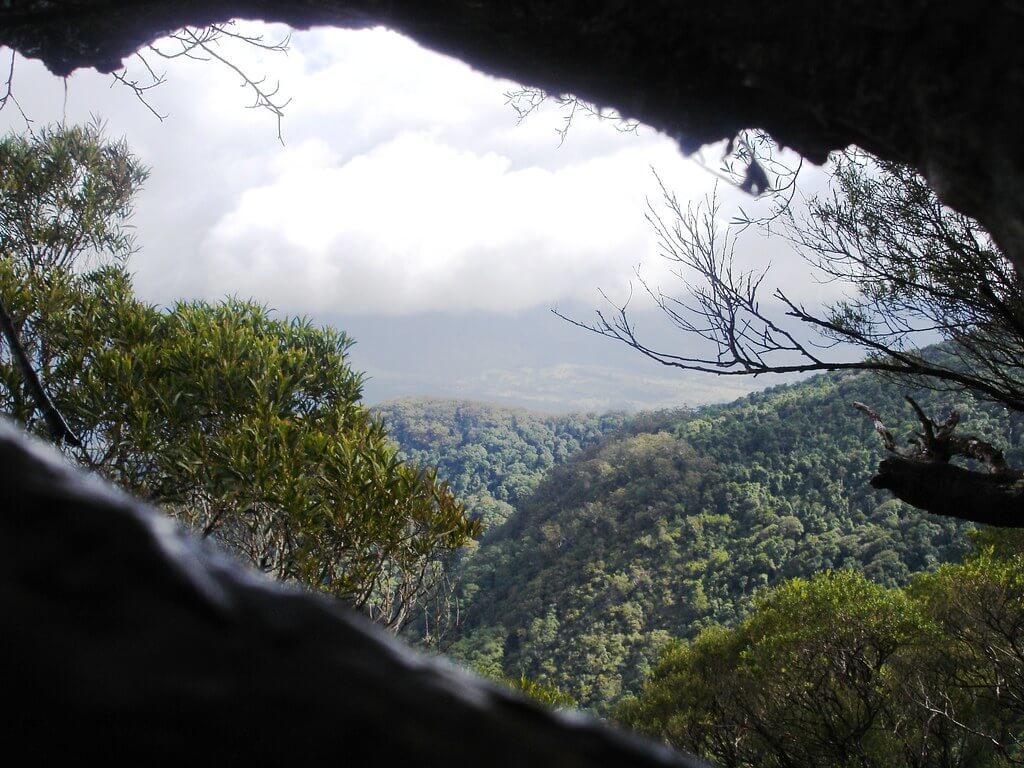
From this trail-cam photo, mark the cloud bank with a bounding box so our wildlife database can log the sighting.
[2,25,822,316]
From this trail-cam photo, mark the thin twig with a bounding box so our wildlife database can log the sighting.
[110,23,291,140]
[0,51,32,129]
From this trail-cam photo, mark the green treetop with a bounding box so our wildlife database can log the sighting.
[0,123,480,631]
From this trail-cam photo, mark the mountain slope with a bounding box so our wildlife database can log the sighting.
[444,371,1023,712]
[375,397,628,530]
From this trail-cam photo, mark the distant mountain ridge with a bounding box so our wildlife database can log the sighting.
[373,397,629,531]
[396,372,1023,713]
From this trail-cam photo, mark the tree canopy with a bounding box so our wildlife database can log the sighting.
[0,123,479,630]
[616,531,1024,767]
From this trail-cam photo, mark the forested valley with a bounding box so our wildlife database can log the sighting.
[382,371,1015,701]
[382,379,1024,764]
[2,115,1022,766]
[373,398,629,531]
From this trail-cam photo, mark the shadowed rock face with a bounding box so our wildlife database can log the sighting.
[3,1,1024,273]
[1,422,707,765]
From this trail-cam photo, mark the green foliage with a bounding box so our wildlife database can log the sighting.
[0,122,147,438]
[907,530,1024,763]
[616,537,1024,767]
[496,673,577,709]
[0,124,479,631]
[72,297,480,628]
[618,572,927,767]
[443,372,1017,711]
[375,398,627,530]
[447,625,509,679]
[0,120,147,271]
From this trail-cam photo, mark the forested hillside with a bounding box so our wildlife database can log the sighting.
[615,530,1024,767]
[374,398,628,530]
[441,370,1024,712]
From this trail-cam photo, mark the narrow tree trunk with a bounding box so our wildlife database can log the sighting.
[0,296,80,446]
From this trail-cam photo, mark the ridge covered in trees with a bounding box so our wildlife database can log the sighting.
[374,398,628,531]
[398,370,1024,713]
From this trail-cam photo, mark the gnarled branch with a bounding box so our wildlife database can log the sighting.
[854,398,1024,527]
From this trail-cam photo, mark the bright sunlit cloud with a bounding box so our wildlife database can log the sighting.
[199,130,711,314]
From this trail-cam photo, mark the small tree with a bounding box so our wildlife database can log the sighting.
[568,151,1024,525]
[0,121,147,445]
[0,124,480,631]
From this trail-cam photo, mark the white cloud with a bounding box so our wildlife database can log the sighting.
[1,24,833,316]
[2,25,725,312]
[198,129,713,314]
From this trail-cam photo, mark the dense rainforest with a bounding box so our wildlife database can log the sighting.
[382,369,1023,714]
[373,398,628,530]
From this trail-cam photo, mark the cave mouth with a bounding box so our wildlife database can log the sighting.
[0,5,1020,765]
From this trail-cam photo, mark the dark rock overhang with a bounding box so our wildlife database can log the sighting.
[2,421,708,765]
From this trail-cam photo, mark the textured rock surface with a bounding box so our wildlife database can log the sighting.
[2,1,1023,273]
[1,422,706,764]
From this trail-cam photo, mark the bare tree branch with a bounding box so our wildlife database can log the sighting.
[112,23,292,140]
[566,155,1024,413]
[0,49,32,128]
[504,86,639,147]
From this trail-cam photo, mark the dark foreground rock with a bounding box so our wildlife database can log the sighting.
[0,422,706,765]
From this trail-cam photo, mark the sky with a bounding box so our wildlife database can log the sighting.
[0,23,839,412]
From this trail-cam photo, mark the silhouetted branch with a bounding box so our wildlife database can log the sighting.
[0,49,31,127]
[854,398,1023,526]
[566,164,1024,414]
[0,296,80,447]
[504,86,639,146]
[113,23,291,140]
